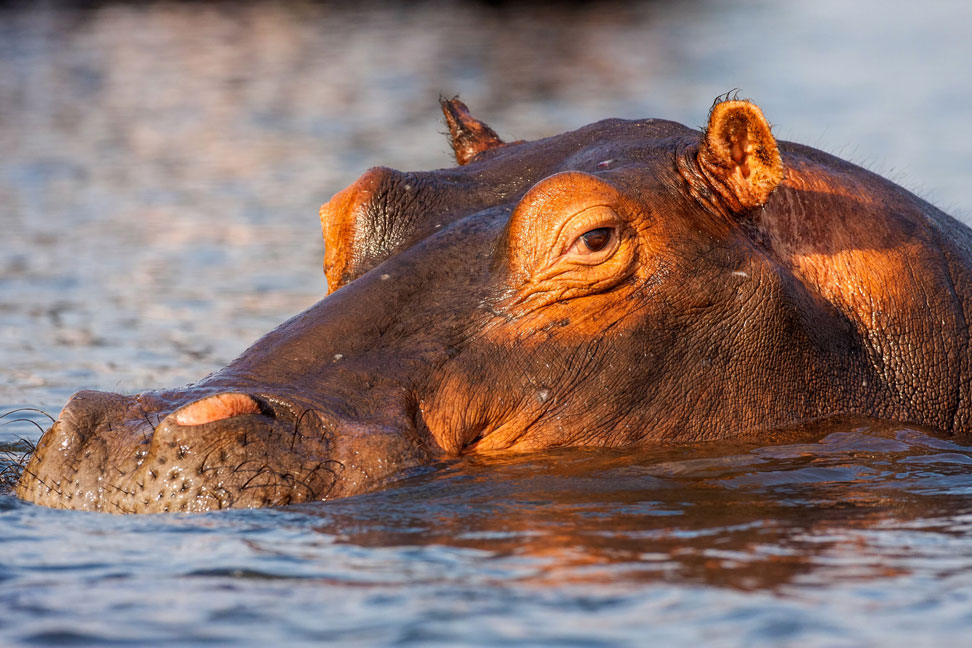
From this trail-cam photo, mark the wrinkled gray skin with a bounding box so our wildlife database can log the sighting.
[18,103,972,513]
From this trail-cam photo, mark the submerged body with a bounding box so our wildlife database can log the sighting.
[17,98,972,512]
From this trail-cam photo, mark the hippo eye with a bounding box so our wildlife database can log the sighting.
[566,226,617,259]
[580,227,613,253]
[554,205,623,266]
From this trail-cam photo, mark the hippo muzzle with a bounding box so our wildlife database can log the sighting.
[18,388,428,512]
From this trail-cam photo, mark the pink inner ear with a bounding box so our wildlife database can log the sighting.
[174,393,262,426]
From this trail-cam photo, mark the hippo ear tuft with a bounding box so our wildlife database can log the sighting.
[698,99,783,213]
[440,97,506,165]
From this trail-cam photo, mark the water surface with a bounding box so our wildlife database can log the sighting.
[4,423,972,645]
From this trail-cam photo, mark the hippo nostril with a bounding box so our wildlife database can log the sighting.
[173,393,263,426]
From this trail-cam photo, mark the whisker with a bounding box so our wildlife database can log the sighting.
[291,407,317,450]
[0,408,56,423]
[0,418,48,435]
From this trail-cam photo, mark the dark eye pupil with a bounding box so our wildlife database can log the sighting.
[581,227,612,252]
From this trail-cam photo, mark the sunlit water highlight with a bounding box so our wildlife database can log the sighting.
[2,1,972,645]
[3,423,972,646]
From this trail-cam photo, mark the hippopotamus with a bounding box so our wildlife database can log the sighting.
[17,97,972,513]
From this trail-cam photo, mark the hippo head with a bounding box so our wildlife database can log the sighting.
[19,97,969,512]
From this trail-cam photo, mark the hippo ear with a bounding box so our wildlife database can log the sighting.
[440,97,506,165]
[697,100,783,213]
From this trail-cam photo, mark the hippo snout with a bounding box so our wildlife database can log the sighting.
[17,388,429,513]
[16,390,153,511]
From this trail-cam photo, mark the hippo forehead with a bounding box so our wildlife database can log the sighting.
[459,117,691,175]
[321,117,695,292]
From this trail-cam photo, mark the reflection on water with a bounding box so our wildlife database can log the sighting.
[2,0,972,646]
[2,421,972,645]
[293,421,972,591]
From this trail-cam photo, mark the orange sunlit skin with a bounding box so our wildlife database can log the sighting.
[319,166,385,293]
[697,101,784,213]
[502,172,646,314]
[173,393,262,426]
[17,96,972,513]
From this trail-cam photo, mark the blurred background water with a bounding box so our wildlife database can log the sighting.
[2,1,972,646]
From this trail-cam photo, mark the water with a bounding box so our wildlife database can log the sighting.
[4,425,972,646]
[2,1,972,645]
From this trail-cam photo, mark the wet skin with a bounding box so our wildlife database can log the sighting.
[17,98,972,512]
